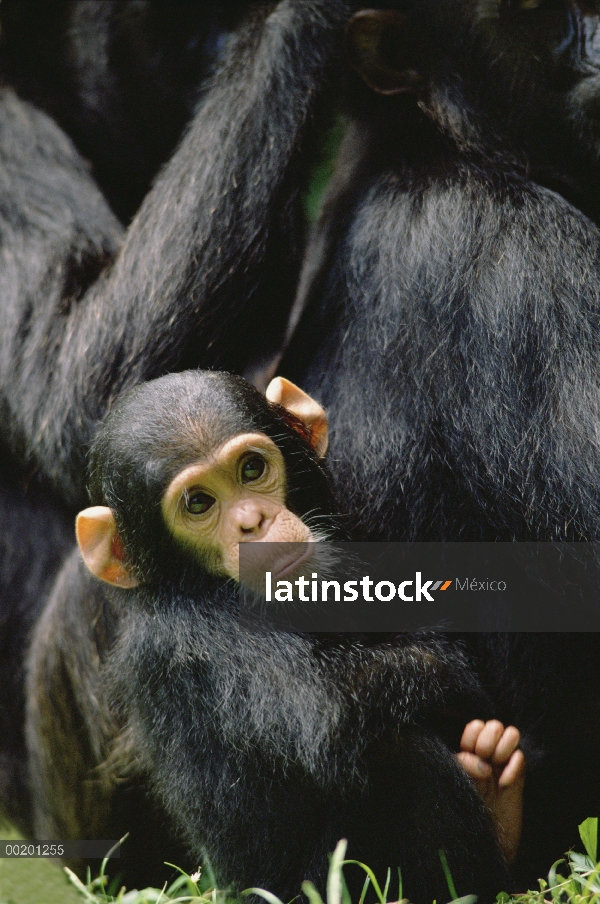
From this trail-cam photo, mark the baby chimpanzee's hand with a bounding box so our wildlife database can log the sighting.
[457,720,525,864]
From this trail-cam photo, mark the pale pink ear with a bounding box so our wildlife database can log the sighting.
[75,506,139,588]
[266,377,329,458]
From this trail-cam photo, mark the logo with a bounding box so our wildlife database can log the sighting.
[395,575,453,602]
[265,571,453,603]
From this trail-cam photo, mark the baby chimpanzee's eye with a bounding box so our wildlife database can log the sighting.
[240,455,266,483]
[185,491,216,515]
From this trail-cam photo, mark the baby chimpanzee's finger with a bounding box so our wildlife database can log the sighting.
[492,726,521,767]
[474,720,505,760]
[457,750,493,779]
[498,749,526,789]
[460,720,486,752]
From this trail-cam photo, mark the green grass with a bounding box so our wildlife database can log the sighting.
[4,820,600,904]
[507,817,600,904]
[0,821,80,904]
[60,818,600,904]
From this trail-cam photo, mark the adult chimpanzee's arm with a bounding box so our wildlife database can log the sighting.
[0,0,350,507]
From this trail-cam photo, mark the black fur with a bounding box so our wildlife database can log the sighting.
[0,1,252,223]
[285,2,600,542]
[0,457,72,832]
[0,0,349,507]
[281,0,600,885]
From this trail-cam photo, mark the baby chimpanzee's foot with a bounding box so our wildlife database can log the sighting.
[457,719,525,864]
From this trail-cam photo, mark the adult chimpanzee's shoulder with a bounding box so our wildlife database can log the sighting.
[390,160,600,298]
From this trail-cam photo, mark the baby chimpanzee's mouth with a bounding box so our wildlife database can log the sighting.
[272,543,313,580]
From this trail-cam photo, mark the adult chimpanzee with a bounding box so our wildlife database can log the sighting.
[284,1,600,543]
[0,0,350,844]
[280,0,600,886]
[69,368,524,902]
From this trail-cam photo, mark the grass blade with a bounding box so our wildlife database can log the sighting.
[580,819,599,864]
[438,850,457,902]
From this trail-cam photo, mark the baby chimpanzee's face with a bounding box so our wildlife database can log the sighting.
[161,431,313,581]
[76,373,330,592]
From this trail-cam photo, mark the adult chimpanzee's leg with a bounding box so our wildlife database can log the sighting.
[0,460,73,834]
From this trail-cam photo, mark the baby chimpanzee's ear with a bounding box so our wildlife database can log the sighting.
[76,506,139,588]
[266,377,329,459]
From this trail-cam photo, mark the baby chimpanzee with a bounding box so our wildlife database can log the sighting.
[77,371,332,591]
[76,370,523,902]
